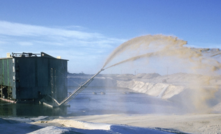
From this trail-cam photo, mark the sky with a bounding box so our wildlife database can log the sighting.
[0,0,220,73]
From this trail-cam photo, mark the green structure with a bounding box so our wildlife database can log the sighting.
[0,52,68,102]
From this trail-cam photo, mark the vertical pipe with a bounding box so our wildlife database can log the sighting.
[2,59,5,85]
[48,59,50,94]
[34,58,38,99]
[7,59,9,86]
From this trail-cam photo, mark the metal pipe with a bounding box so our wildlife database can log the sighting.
[54,68,104,106]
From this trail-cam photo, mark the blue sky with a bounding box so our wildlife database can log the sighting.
[0,0,220,73]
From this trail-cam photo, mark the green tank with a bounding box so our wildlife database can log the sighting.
[0,52,68,102]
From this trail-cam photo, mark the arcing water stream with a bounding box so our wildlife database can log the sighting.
[103,34,221,112]
[103,35,221,71]
[58,34,221,112]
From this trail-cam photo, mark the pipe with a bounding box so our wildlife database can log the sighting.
[54,68,104,106]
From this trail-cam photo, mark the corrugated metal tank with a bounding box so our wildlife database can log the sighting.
[0,52,68,102]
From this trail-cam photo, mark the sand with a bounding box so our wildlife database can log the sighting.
[29,113,221,134]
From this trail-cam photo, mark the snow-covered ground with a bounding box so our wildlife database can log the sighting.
[0,116,172,134]
[1,113,221,134]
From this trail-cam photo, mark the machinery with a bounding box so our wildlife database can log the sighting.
[0,52,68,103]
[0,52,104,107]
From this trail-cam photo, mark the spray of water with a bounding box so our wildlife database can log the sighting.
[103,34,221,112]
[103,35,187,68]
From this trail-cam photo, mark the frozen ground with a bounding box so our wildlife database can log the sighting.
[34,114,221,134]
[0,116,173,134]
[1,113,221,134]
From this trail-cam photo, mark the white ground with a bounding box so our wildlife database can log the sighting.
[71,114,221,134]
[1,113,221,134]
[0,116,170,134]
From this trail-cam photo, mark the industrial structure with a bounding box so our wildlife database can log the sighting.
[0,52,68,103]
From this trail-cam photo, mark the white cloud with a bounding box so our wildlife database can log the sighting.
[0,20,125,47]
[0,21,103,39]
[0,20,126,73]
[56,25,87,31]
[18,42,33,46]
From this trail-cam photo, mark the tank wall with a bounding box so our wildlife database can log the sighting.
[0,58,16,99]
[49,59,67,101]
[15,57,36,99]
[15,57,67,100]
[0,58,14,86]
[37,58,49,87]
[17,58,36,88]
